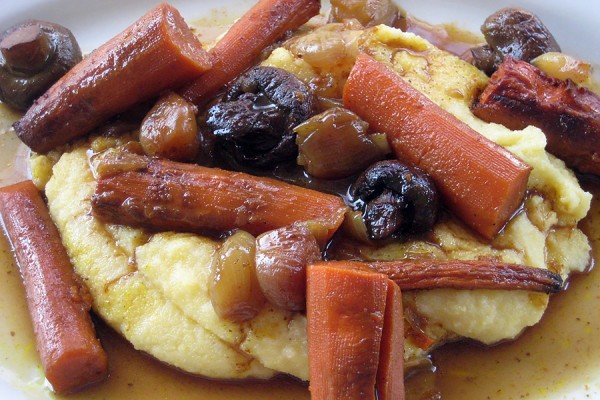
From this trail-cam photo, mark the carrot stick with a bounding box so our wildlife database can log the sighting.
[306,263,388,400]
[377,280,405,400]
[91,152,347,239]
[0,181,108,394]
[179,0,321,105]
[343,54,532,239]
[320,259,562,293]
[14,3,212,153]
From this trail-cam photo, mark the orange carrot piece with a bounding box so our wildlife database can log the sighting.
[179,0,321,105]
[0,181,108,394]
[14,3,212,153]
[321,259,562,293]
[91,152,347,239]
[377,280,405,400]
[343,54,531,239]
[307,262,388,400]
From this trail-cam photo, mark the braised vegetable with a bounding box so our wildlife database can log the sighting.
[472,57,600,176]
[210,230,265,322]
[531,52,592,85]
[140,92,199,162]
[180,0,321,105]
[13,3,212,153]
[471,7,560,75]
[329,0,399,28]
[0,20,81,110]
[91,152,348,239]
[0,181,108,394]
[307,263,388,400]
[350,160,439,240]
[295,107,389,179]
[343,54,531,239]
[377,280,404,400]
[255,224,321,311]
[206,66,318,167]
[324,259,563,293]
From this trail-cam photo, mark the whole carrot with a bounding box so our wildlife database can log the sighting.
[179,0,321,105]
[343,54,531,239]
[14,3,212,153]
[0,181,108,394]
[91,152,348,239]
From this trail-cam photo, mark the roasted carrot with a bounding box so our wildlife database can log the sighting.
[0,181,108,394]
[179,0,321,105]
[321,259,562,293]
[343,54,532,239]
[91,152,348,239]
[306,263,388,400]
[377,280,405,400]
[14,3,212,153]
[472,56,600,175]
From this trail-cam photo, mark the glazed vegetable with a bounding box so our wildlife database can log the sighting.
[294,107,389,179]
[531,52,592,85]
[471,7,560,75]
[343,54,531,239]
[307,263,388,400]
[14,3,212,153]
[324,259,563,293]
[472,57,600,176]
[377,280,405,400]
[140,92,199,162]
[210,230,266,322]
[91,152,348,239]
[180,0,321,105]
[0,20,81,110]
[350,160,439,240]
[206,66,318,167]
[255,224,321,311]
[329,0,399,28]
[0,181,108,394]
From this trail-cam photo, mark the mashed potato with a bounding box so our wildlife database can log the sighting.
[38,24,591,378]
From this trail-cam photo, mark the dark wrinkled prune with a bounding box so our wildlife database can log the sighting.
[206,66,318,168]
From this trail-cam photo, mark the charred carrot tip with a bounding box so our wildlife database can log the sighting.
[320,259,563,294]
[0,181,108,394]
[343,54,531,240]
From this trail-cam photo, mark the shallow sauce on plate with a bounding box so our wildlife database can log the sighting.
[1,13,600,400]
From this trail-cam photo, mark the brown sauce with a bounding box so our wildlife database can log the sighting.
[1,13,600,400]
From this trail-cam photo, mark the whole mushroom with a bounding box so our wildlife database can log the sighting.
[0,20,82,110]
[471,8,561,75]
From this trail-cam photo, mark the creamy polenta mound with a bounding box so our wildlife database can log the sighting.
[33,24,591,379]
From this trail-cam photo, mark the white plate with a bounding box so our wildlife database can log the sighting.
[1,0,599,399]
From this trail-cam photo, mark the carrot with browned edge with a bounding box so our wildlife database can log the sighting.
[179,0,321,105]
[343,54,531,239]
[0,181,108,394]
[306,263,388,400]
[322,259,562,293]
[14,3,212,153]
[91,152,348,239]
[377,280,405,400]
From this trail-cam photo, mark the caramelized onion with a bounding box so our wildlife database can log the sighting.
[255,224,321,311]
[531,52,592,85]
[140,92,199,162]
[209,230,265,322]
[295,107,389,179]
